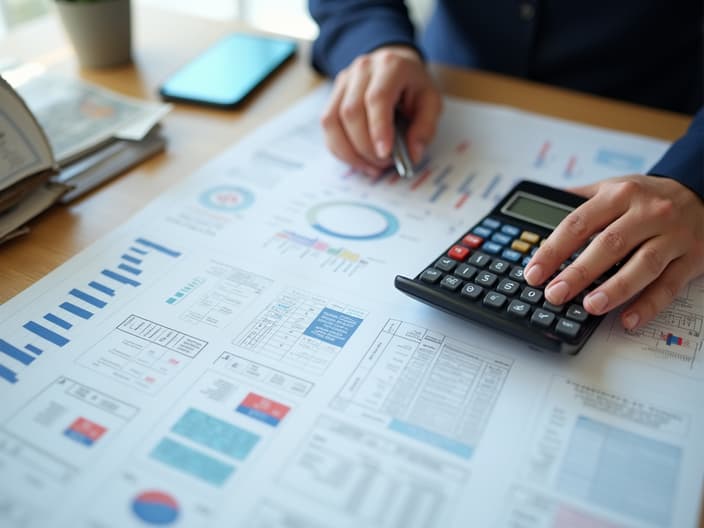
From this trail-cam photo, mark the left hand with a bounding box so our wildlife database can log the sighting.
[524,175,704,330]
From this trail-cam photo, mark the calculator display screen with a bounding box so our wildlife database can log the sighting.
[502,192,573,230]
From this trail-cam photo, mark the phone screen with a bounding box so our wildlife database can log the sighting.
[160,33,296,107]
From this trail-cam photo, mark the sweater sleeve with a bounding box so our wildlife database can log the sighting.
[649,107,704,199]
[309,0,419,77]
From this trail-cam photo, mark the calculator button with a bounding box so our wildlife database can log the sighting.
[520,231,541,244]
[475,271,498,288]
[507,300,531,318]
[420,268,443,283]
[520,287,543,304]
[435,257,456,272]
[481,241,502,255]
[511,240,532,254]
[497,279,520,296]
[565,304,589,323]
[468,253,491,268]
[522,256,532,267]
[501,249,521,262]
[440,275,463,291]
[530,309,555,329]
[448,245,470,261]
[501,224,521,237]
[489,259,510,275]
[483,291,507,309]
[461,283,483,300]
[530,247,539,256]
[482,218,501,230]
[509,266,525,282]
[555,318,581,339]
[542,300,565,313]
[462,234,484,248]
[491,232,512,246]
[454,264,478,280]
[473,226,493,238]
[502,249,522,263]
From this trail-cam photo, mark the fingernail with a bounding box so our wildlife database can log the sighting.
[585,291,609,314]
[546,281,569,305]
[375,140,389,159]
[525,264,543,285]
[623,312,640,330]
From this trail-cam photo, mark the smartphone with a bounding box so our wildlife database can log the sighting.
[159,33,297,108]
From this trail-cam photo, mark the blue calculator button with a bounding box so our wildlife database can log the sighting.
[473,226,493,238]
[530,247,539,256]
[522,256,532,267]
[491,232,512,246]
[501,224,520,237]
[481,218,501,230]
[482,241,502,254]
[501,249,522,262]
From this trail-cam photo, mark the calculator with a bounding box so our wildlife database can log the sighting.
[395,180,609,355]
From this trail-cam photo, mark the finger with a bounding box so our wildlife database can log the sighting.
[543,211,659,305]
[581,235,682,315]
[405,87,442,163]
[565,181,601,198]
[321,74,381,176]
[339,59,388,168]
[525,187,629,287]
[618,254,695,330]
[365,62,406,160]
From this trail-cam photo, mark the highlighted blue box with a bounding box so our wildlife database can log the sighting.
[23,322,69,347]
[595,149,644,172]
[102,269,140,287]
[0,363,17,383]
[151,437,234,487]
[0,339,35,365]
[60,302,93,320]
[172,408,260,461]
[44,313,72,329]
[303,308,363,347]
[389,419,473,458]
[135,238,182,258]
[69,288,107,309]
[89,281,115,297]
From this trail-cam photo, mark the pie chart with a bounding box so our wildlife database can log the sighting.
[307,201,399,240]
[199,185,254,212]
[131,490,180,525]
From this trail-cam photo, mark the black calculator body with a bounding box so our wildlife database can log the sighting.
[395,180,607,355]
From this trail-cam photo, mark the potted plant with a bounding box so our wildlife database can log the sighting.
[55,0,132,68]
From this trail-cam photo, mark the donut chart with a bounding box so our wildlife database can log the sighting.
[199,185,254,212]
[131,490,180,525]
[306,201,399,241]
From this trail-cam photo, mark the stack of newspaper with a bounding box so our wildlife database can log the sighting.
[0,64,170,244]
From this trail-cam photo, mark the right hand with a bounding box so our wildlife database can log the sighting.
[321,46,443,176]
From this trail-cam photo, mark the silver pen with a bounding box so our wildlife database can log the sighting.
[392,110,415,178]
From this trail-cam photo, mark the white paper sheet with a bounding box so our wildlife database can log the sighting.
[1,85,702,528]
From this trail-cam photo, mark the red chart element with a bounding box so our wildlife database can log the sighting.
[64,417,107,446]
[236,393,290,427]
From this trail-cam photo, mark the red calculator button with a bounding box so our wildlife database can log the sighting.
[448,245,470,261]
[462,234,483,248]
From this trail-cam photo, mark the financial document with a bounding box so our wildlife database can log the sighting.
[1,85,703,528]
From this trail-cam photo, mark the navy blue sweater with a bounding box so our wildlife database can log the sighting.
[310,0,703,198]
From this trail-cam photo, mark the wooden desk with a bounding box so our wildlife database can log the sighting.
[0,5,701,526]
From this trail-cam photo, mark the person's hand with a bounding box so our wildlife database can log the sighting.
[321,45,443,176]
[524,175,704,329]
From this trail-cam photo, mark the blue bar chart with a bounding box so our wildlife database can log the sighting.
[0,237,181,385]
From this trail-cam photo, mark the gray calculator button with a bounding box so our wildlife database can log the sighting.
[454,264,478,280]
[520,287,543,304]
[467,252,491,268]
[489,259,510,275]
[497,279,520,296]
[566,304,589,322]
[440,275,463,291]
[435,257,456,272]
[509,266,525,282]
[461,283,483,300]
[420,268,443,284]
[542,300,565,313]
[507,300,531,318]
[555,318,581,339]
[475,271,498,288]
[483,291,507,309]
[530,308,555,328]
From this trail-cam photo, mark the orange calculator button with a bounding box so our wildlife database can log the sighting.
[511,240,531,253]
[520,231,540,244]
